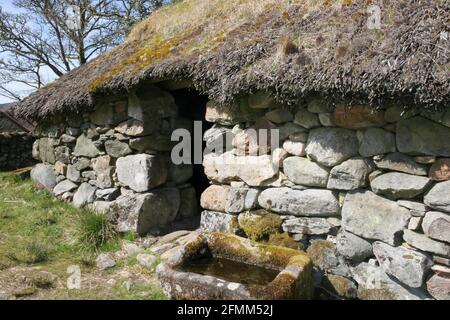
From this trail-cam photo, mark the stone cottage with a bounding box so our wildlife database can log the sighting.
[13,0,450,300]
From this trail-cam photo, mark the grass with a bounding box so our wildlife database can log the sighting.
[0,171,166,300]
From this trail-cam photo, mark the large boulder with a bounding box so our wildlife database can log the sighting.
[74,134,100,158]
[113,189,180,235]
[203,152,278,187]
[306,128,359,167]
[422,211,450,244]
[358,128,396,157]
[397,117,450,156]
[403,230,450,257]
[258,187,339,217]
[341,191,411,245]
[336,230,373,263]
[373,153,428,176]
[373,242,432,288]
[424,181,450,213]
[283,157,330,187]
[116,154,167,192]
[327,158,371,190]
[371,173,431,200]
[31,164,57,191]
[73,183,97,208]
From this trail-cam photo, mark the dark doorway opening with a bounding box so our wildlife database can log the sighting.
[172,88,211,216]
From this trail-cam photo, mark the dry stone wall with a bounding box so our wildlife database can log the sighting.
[30,85,198,236]
[200,93,450,300]
[0,132,35,170]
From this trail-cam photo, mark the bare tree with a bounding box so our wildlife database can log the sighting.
[0,0,171,101]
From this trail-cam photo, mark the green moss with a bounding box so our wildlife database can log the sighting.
[238,210,282,241]
[265,233,303,251]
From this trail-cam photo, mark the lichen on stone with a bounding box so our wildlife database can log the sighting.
[238,209,283,241]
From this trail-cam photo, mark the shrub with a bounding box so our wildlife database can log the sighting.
[77,211,117,250]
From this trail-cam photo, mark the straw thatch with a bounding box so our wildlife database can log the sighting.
[13,0,450,120]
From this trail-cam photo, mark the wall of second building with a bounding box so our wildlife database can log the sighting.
[199,92,450,300]
[0,132,36,171]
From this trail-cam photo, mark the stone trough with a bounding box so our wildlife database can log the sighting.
[157,232,313,300]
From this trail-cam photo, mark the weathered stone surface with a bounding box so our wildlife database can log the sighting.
[397,117,450,156]
[31,164,57,190]
[114,189,180,235]
[307,240,351,277]
[203,152,278,187]
[66,164,81,183]
[318,113,335,127]
[258,187,339,217]
[421,108,450,129]
[205,101,238,125]
[238,210,282,241]
[408,217,423,231]
[327,158,371,190]
[232,119,277,156]
[307,97,333,114]
[322,274,357,299]
[424,181,450,213]
[283,157,330,187]
[282,140,306,157]
[115,119,158,137]
[89,103,115,126]
[116,154,167,192]
[265,109,293,124]
[427,271,450,300]
[429,159,450,181]
[341,191,411,245]
[136,254,157,270]
[54,161,67,175]
[422,211,450,244]
[334,105,385,129]
[336,230,373,263]
[294,109,321,129]
[352,263,429,300]
[129,134,174,152]
[74,134,100,158]
[272,148,289,168]
[359,128,396,157]
[73,157,91,171]
[403,230,450,257]
[73,183,97,208]
[373,153,428,176]
[38,138,58,164]
[371,173,431,200]
[96,188,120,201]
[200,185,229,212]
[384,106,419,123]
[282,217,337,235]
[60,134,76,144]
[200,211,239,233]
[82,170,96,180]
[248,91,276,109]
[373,242,432,288]
[53,180,78,196]
[96,253,116,270]
[226,187,260,214]
[105,140,132,158]
[415,156,436,164]
[54,146,70,164]
[279,123,306,141]
[306,128,359,167]
[128,86,177,121]
[92,155,114,189]
[397,200,428,213]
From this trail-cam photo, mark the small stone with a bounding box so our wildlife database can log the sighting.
[408,217,423,231]
[115,119,157,137]
[265,109,293,124]
[307,240,351,278]
[105,140,132,158]
[422,211,450,244]
[92,155,114,189]
[282,217,337,235]
[359,128,396,157]
[200,185,229,212]
[200,211,239,234]
[336,230,373,263]
[60,134,76,144]
[371,172,431,200]
[73,158,91,171]
[373,241,432,288]
[424,181,450,213]
[397,200,428,213]
[282,140,306,157]
[122,242,144,257]
[283,157,330,187]
[38,138,58,164]
[73,183,97,208]
[429,159,450,181]
[279,123,306,141]
[226,187,260,214]
[373,153,428,176]
[427,272,450,300]
[368,170,383,183]
[327,158,371,191]
[306,128,359,167]
[415,156,436,164]
[66,127,81,137]
[334,104,385,129]
[66,164,81,183]
[54,161,67,175]
[403,230,450,257]
[96,188,120,201]
[289,132,309,143]
[151,243,177,255]
[322,274,357,299]
[294,109,321,129]
[157,231,191,246]
[318,113,336,127]
[74,134,100,158]
[307,97,333,113]
[433,256,450,266]
[53,180,78,196]
[96,253,116,270]
[129,134,174,152]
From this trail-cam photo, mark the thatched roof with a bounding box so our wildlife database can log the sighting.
[14,0,450,121]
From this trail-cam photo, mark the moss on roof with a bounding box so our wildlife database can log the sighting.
[14,0,450,120]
